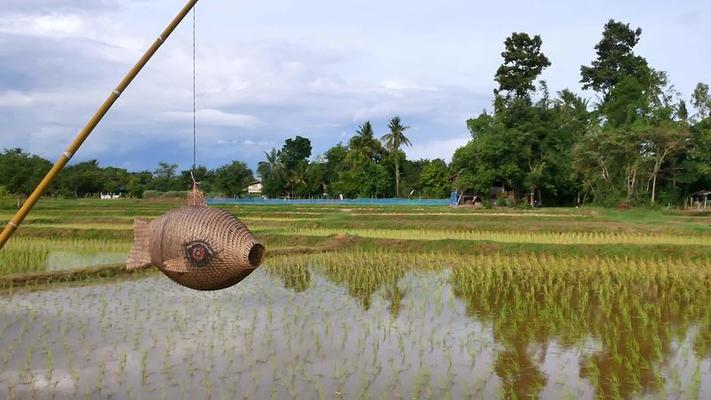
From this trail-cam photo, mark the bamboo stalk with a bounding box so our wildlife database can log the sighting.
[0,0,200,250]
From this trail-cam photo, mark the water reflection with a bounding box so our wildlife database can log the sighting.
[2,253,709,399]
[268,253,711,399]
[450,259,711,399]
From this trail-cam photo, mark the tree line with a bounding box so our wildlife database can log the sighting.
[0,149,255,199]
[0,117,451,200]
[2,19,710,206]
[256,117,450,199]
[452,20,711,206]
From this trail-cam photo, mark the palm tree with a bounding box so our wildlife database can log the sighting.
[257,148,282,180]
[381,116,412,197]
[350,121,383,163]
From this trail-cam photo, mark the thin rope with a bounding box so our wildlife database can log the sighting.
[192,5,197,172]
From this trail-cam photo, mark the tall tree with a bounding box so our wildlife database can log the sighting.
[494,32,551,99]
[280,136,312,170]
[691,82,711,120]
[580,20,651,96]
[381,116,412,197]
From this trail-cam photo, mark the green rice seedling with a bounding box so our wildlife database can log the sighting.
[0,237,130,277]
[280,227,711,246]
[45,347,54,382]
[141,350,149,386]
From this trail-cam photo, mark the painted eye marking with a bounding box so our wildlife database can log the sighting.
[185,241,214,267]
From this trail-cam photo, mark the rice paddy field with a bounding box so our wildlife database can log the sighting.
[1,199,711,399]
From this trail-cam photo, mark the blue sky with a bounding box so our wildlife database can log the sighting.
[0,0,709,172]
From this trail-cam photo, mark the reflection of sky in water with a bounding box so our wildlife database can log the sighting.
[0,266,709,399]
[46,251,127,271]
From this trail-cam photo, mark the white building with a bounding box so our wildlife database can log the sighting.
[247,181,262,195]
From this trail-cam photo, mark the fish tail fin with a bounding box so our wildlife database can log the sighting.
[127,218,152,270]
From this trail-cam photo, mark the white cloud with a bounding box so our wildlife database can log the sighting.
[0,91,36,107]
[160,109,262,128]
[1,0,709,171]
[0,14,84,37]
[406,137,470,162]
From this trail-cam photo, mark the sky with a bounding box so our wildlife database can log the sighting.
[0,0,709,173]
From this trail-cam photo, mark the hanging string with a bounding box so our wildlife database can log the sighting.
[192,5,197,173]
[188,5,204,208]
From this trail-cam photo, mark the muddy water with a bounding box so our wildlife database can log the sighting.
[0,266,709,399]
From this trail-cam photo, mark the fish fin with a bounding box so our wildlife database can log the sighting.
[126,218,152,270]
[163,257,190,273]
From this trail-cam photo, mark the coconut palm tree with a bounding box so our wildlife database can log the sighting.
[257,148,282,180]
[381,116,412,197]
[349,121,384,163]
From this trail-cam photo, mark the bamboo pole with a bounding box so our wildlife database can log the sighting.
[0,0,200,250]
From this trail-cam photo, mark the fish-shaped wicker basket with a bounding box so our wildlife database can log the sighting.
[126,185,264,290]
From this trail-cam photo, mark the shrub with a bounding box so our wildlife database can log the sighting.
[142,190,161,199]
[161,191,186,199]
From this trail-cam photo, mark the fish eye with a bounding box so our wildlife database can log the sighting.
[185,241,214,268]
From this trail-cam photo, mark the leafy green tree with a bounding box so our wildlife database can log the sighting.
[494,32,551,99]
[322,144,349,196]
[59,160,104,197]
[399,159,427,197]
[643,122,689,205]
[419,159,451,198]
[101,167,132,194]
[179,166,212,192]
[154,162,177,179]
[601,76,649,128]
[212,162,253,196]
[126,171,153,197]
[286,162,308,197]
[356,162,391,198]
[691,82,711,120]
[677,100,689,122]
[0,148,52,197]
[455,30,557,204]
[281,136,312,170]
[273,136,313,197]
[381,116,412,197]
[151,162,181,192]
[302,163,326,197]
[457,111,527,195]
[580,20,652,96]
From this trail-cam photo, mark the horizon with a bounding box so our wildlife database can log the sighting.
[1,0,709,172]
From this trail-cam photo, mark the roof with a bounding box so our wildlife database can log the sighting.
[691,190,711,196]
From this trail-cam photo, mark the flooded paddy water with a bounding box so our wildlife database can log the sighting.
[1,251,710,399]
[3,202,711,398]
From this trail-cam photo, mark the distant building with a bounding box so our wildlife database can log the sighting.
[690,190,711,209]
[247,181,262,195]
